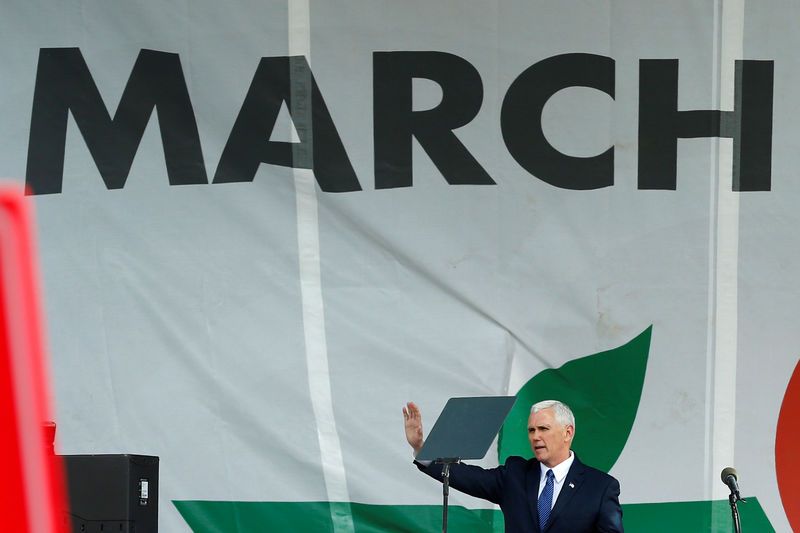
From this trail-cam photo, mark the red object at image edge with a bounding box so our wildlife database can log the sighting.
[0,187,68,533]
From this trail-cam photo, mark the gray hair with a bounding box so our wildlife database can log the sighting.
[531,400,575,432]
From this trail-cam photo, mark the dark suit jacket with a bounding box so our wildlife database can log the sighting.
[417,454,623,533]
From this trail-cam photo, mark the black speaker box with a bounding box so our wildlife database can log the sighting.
[60,454,158,533]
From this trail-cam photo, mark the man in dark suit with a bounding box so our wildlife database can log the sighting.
[403,399,623,532]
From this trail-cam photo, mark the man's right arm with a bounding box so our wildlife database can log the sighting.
[415,458,507,505]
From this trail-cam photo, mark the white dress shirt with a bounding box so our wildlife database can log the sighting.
[537,450,575,509]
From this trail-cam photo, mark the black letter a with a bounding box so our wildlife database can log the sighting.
[213,56,361,192]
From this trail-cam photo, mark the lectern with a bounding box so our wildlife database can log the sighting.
[416,396,516,533]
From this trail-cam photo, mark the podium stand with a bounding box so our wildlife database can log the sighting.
[417,396,516,533]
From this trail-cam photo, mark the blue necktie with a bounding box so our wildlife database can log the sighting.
[538,469,554,530]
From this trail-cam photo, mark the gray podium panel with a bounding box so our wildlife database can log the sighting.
[416,396,516,462]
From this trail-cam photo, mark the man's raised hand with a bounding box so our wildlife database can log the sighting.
[403,401,424,455]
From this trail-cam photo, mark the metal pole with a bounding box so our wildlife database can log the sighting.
[729,492,743,533]
[442,462,451,533]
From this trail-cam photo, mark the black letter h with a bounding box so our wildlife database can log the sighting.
[638,59,773,191]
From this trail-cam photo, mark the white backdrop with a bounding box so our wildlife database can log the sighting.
[1,1,797,531]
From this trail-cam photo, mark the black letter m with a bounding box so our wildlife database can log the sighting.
[26,48,207,195]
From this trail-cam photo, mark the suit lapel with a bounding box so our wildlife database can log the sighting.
[543,456,586,531]
[527,460,543,532]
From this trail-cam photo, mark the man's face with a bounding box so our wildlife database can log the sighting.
[527,407,574,468]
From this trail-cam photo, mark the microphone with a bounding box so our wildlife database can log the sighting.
[721,467,742,499]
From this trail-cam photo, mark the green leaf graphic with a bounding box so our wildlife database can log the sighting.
[497,326,651,472]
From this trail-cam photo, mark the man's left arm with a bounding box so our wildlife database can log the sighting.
[596,477,624,533]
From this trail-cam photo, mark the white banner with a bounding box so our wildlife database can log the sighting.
[1,1,796,531]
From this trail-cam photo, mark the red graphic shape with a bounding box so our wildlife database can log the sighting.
[777,360,800,531]
[0,186,68,532]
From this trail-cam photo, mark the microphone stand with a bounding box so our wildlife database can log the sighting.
[728,490,746,533]
[436,458,461,533]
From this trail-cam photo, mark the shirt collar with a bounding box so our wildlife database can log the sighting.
[540,450,574,483]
